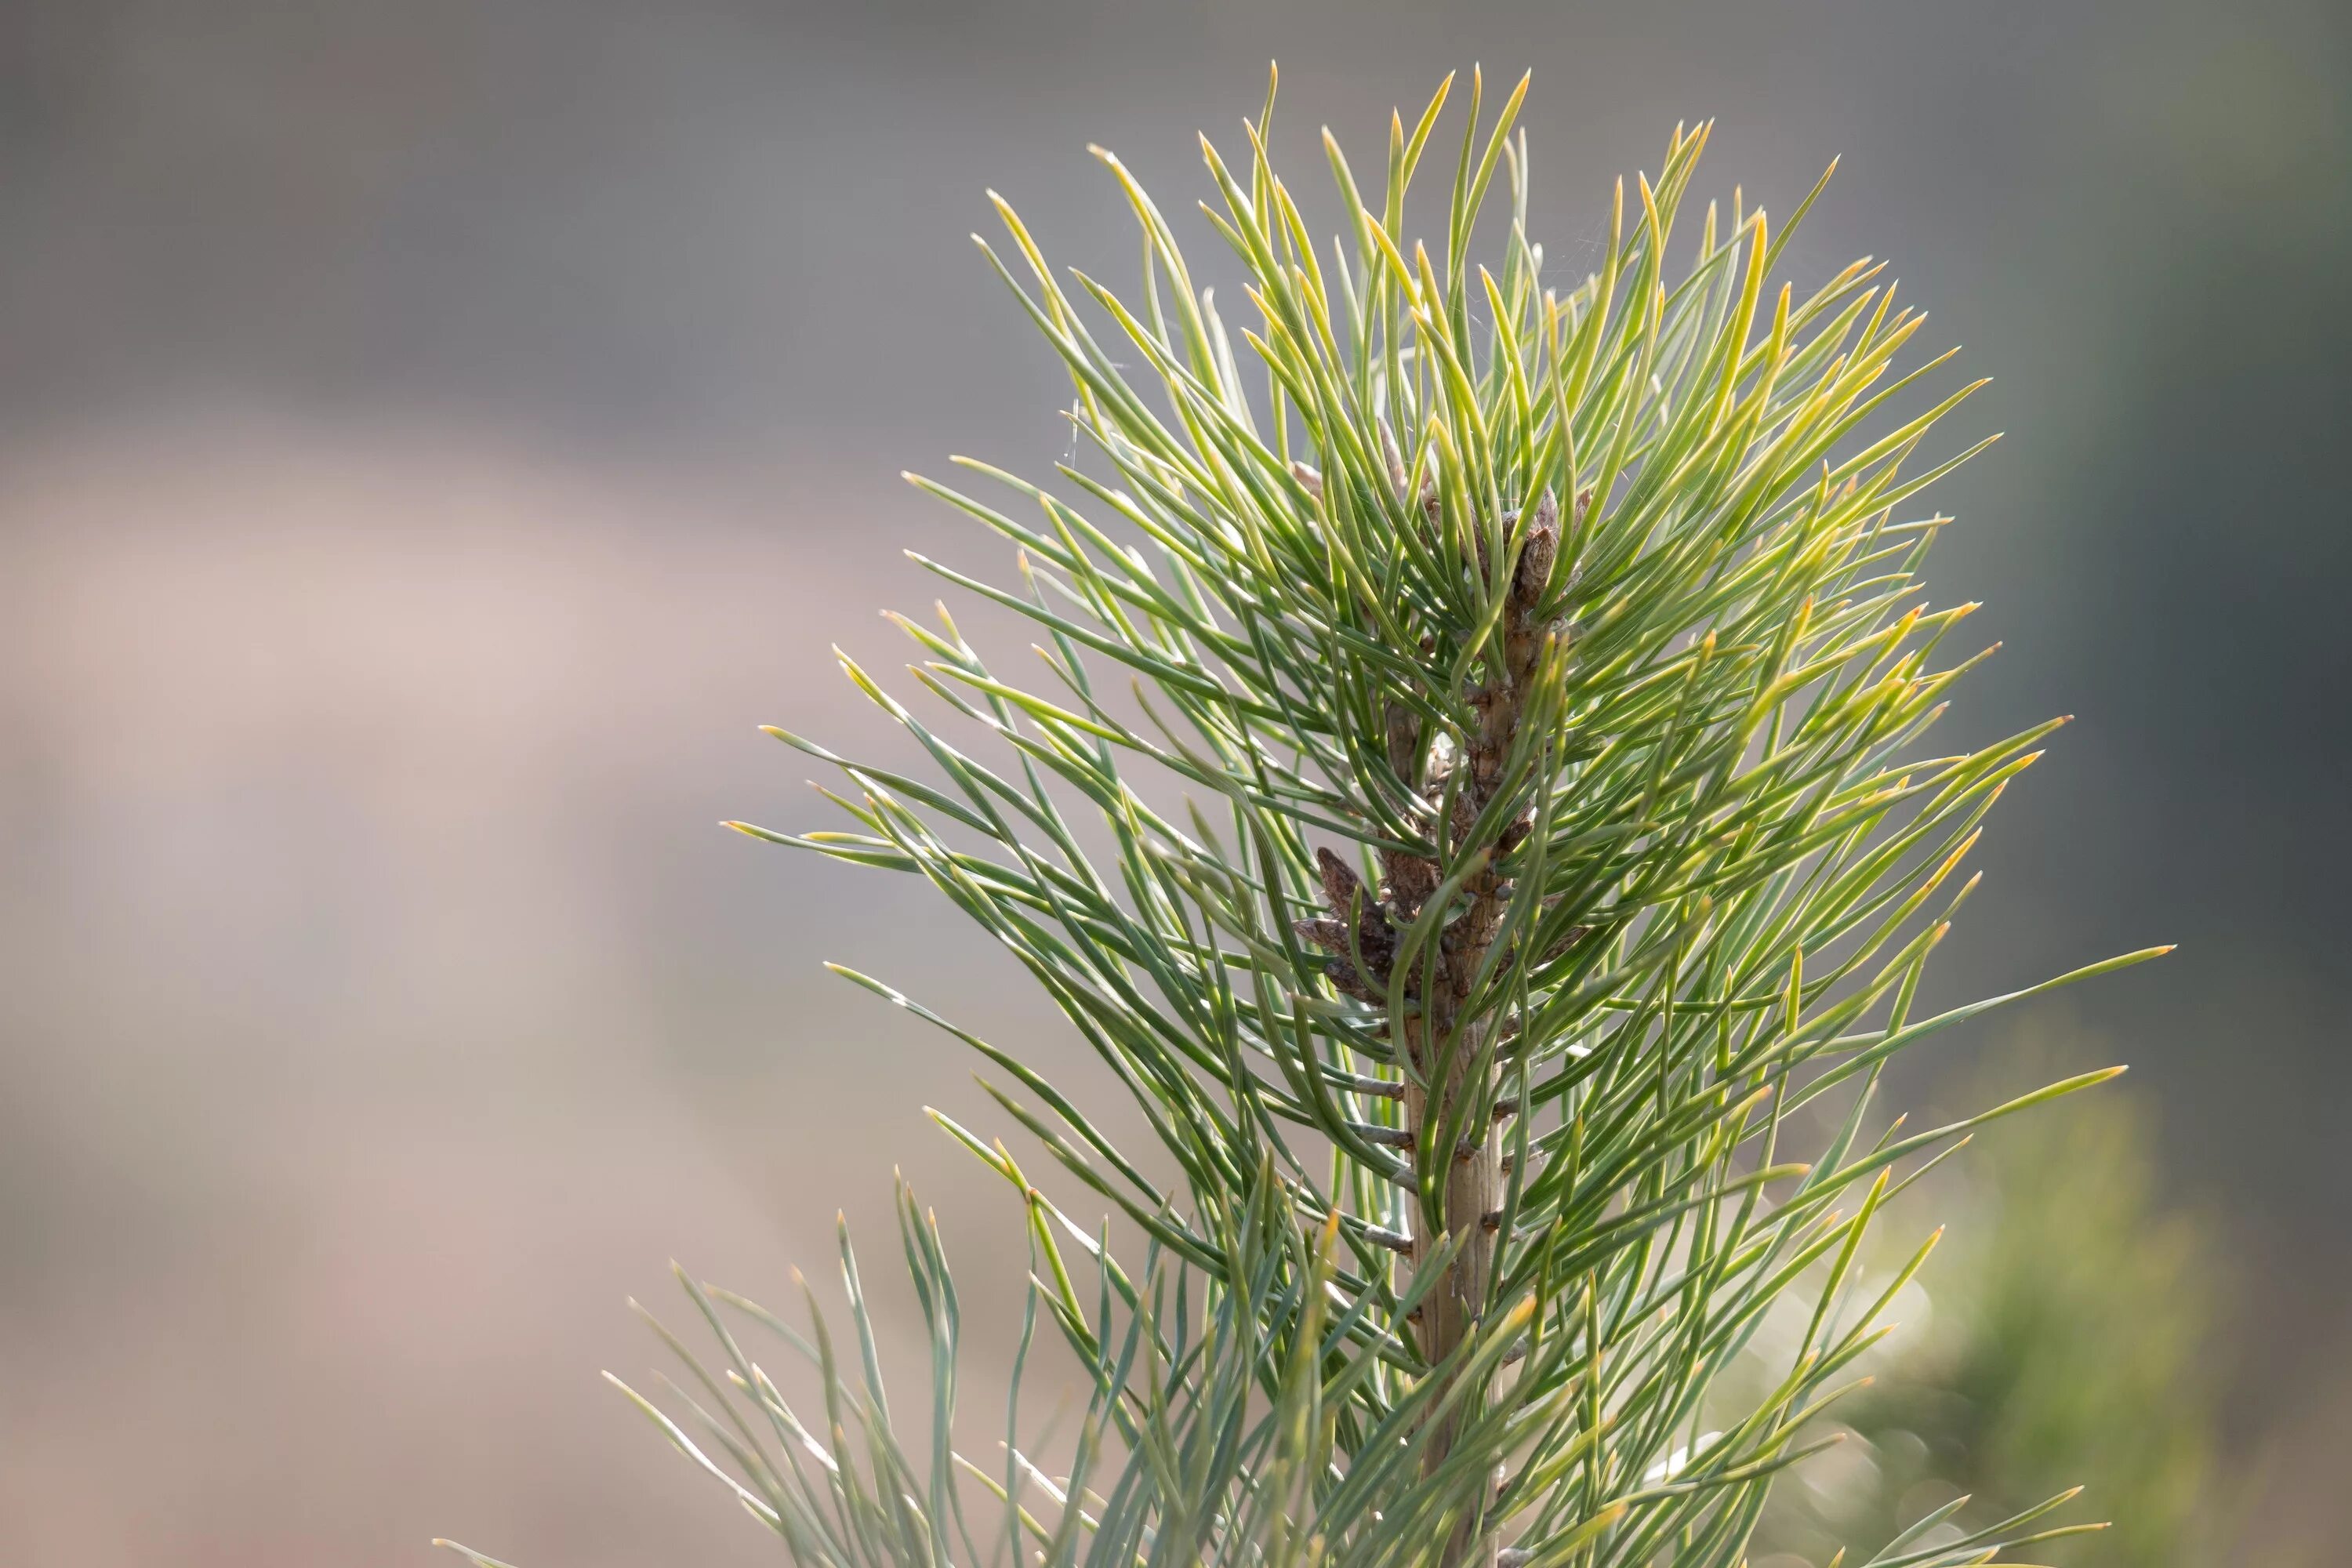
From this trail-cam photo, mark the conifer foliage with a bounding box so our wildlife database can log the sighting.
[445,67,2163,1568]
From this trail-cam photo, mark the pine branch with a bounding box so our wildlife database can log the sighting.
[448,62,2171,1568]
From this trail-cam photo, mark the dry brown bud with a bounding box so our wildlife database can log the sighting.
[1316,845,1366,916]
[1293,917,1349,953]
[1514,488,1559,603]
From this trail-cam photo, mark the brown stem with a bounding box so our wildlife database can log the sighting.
[1404,1006,1505,1508]
[1397,488,1563,1568]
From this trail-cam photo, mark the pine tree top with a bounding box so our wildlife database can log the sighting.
[446,64,2165,1568]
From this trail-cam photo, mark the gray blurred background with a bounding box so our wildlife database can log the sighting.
[2,1,2346,1562]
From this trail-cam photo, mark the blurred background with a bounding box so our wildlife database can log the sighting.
[2,2,2346,1562]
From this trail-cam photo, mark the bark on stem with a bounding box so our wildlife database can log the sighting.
[1287,489,1570,1566]
[1398,488,1564,1568]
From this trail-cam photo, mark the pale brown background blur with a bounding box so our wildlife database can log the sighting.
[2,2,2347,1563]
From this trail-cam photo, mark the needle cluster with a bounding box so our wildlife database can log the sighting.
[444,66,2164,1568]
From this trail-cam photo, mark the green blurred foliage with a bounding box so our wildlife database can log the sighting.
[1753,1040,2223,1566]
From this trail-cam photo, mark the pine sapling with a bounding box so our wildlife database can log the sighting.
[443,65,2168,1568]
